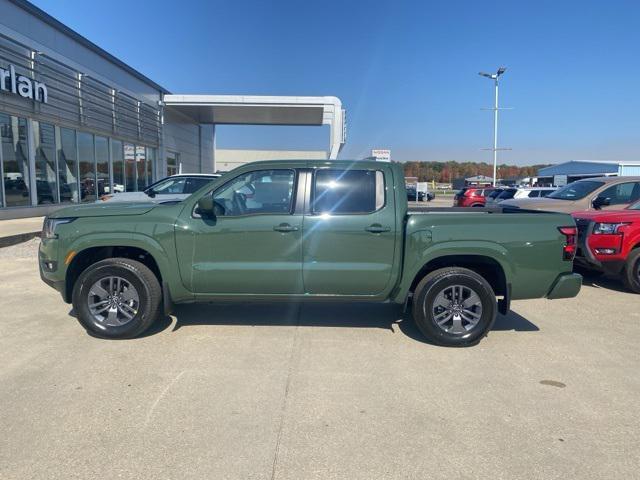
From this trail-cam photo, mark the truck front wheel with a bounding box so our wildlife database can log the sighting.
[72,258,162,339]
[412,267,497,347]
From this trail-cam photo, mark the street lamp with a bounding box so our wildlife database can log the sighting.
[479,67,509,186]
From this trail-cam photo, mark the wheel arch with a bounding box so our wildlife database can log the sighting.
[64,245,163,303]
[395,251,511,314]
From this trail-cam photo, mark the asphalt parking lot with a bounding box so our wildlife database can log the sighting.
[1,238,639,480]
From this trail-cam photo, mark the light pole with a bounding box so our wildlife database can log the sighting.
[479,67,508,186]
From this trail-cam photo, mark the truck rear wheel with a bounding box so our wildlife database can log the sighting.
[623,249,640,293]
[72,258,161,339]
[412,267,497,347]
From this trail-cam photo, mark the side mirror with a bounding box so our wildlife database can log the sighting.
[196,196,225,218]
[592,196,611,210]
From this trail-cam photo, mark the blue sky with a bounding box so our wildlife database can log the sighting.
[33,0,640,165]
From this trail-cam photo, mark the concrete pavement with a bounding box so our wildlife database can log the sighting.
[1,239,639,479]
[0,216,43,247]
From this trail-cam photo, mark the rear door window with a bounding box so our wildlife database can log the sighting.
[313,169,385,214]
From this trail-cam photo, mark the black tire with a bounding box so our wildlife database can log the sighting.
[472,203,484,207]
[623,249,640,293]
[412,267,497,347]
[72,257,161,339]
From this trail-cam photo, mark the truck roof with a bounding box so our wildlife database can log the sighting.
[238,159,392,170]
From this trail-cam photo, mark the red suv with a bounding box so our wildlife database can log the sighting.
[572,202,640,292]
[453,187,494,207]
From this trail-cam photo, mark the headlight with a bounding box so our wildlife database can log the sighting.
[593,222,630,235]
[42,217,76,239]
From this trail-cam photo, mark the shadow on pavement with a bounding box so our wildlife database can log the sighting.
[142,301,539,343]
[579,272,630,294]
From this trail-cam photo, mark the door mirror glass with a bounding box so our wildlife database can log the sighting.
[592,196,611,209]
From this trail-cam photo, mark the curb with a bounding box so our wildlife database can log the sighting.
[0,231,41,248]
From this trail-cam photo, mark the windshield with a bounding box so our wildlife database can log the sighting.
[547,181,604,200]
[145,177,188,194]
[497,189,517,200]
[488,189,503,199]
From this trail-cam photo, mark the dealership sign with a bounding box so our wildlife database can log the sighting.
[371,149,391,162]
[0,64,48,103]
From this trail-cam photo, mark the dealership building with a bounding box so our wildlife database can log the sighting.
[0,0,345,219]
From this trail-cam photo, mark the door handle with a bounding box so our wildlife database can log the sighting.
[274,223,299,233]
[365,224,391,233]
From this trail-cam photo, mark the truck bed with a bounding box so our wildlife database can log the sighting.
[407,206,553,214]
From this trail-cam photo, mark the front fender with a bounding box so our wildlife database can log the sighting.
[392,238,515,303]
[65,232,193,303]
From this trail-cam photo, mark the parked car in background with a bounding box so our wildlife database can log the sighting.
[426,191,435,201]
[39,159,581,347]
[501,176,640,213]
[406,186,426,202]
[573,201,640,292]
[100,174,221,203]
[489,186,557,206]
[515,187,556,199]
[484,188,504,207]
[453,187,495,207]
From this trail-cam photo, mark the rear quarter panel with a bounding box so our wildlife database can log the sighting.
[395,210,575,302]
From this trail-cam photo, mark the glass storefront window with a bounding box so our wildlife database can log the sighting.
[111,140,124,194]
[34,122,58,204]
[78,132,95,202]
[56,127,78,203]
[146,147,155,185]
[95,136,109,197]
[1,114,30,207]
[167,151,178,176]
[124,143,136,192]
[136,145,147,190]
[0,115,160,209]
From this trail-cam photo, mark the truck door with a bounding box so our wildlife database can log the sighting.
[175,168,303,294]
[302,167,397,296]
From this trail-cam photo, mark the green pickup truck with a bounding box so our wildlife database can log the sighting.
[39,160,581,346]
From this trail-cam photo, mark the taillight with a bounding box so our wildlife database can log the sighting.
[558,226,577,261]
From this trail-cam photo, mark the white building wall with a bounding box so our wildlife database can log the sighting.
[162,108,215,174]
[215,149,328,172]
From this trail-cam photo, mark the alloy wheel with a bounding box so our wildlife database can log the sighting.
[431,284,483,334]
[87,276,140,327]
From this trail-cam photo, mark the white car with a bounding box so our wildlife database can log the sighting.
[491,186,556,205]
[100,174,221,203]
[513,187,556,199]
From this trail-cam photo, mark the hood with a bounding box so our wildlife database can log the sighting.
[48,202,157,218]
[102,192,154,203]
[102,191,189,204]
[500,197,577,213]
[572,208,640,222]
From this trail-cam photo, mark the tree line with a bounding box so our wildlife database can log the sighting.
[401,161,550,183]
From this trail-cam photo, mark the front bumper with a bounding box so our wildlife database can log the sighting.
[575,218,625,275]
[546,272,582,299]
[38,238,66,299]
